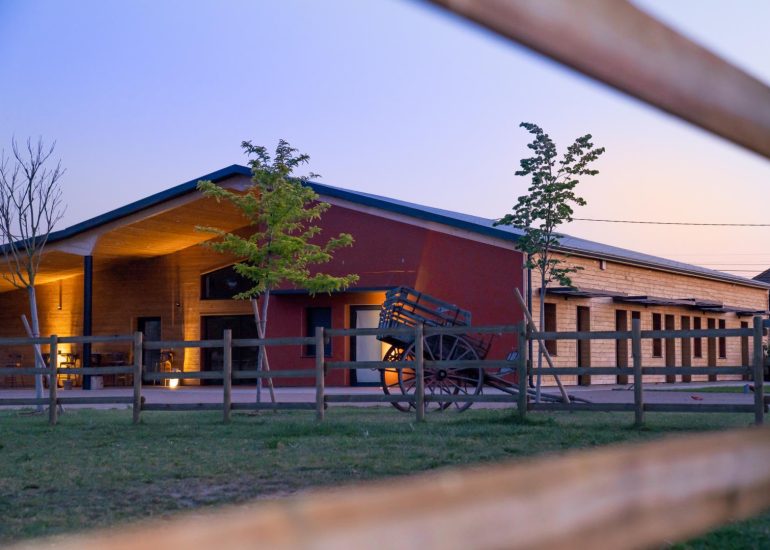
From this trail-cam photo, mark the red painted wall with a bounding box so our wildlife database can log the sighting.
[263,204,525,385]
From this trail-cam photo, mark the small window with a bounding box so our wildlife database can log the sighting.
[718,319,726,358]
[305,307,332,357]
[201,265,252,300]
[652,313,662,357]
[693,317,702,357]
[544,303,557,356]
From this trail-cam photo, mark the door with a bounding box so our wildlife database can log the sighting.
[707,318,717,382]
[350,306,385,386]
[577,306,591,386]
[615,310,628,384]
[202,315,260,385]
[680,316,692,383]
[138,317,161,383]
[665,315,676,383]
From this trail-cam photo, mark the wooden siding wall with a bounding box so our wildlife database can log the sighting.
[531,254,768,385]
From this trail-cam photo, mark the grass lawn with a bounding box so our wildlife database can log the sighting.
[0,407,767,547]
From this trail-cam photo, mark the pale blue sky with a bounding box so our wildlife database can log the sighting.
[1,0,769,275]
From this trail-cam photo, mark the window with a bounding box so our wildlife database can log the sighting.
[544,303,557,356]
[693,317,702,357]
[741,321,750,368]
[718,319,726,358]
[305,307,332,356]
[201,265,252,300]
[652,313,662,357]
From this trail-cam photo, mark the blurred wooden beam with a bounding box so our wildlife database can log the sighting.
[429,0,770,159]
[13,427,770,549]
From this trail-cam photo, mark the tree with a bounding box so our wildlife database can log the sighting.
[496,123,604,401]
[197,140,359,401]
[0,138,66,410]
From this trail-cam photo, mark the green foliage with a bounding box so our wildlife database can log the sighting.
[495,122,605,287]
[196,140,359,297]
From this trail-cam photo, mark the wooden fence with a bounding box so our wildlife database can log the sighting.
[0,316,766,425]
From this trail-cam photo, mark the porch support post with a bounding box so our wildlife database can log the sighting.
[82,255,93,390]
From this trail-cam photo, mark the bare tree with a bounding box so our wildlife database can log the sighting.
[0,138,65,410]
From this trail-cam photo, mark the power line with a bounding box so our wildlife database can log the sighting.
[572,218,770,227]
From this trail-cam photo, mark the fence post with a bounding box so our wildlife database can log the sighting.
[517,321,528,421]
[752,316,764,425]
[632,317,644,427]
[132,331,143,425]
[415,323,425,422]
[223,329,232,423]
[315,327,325,421]
[48,335,58,425]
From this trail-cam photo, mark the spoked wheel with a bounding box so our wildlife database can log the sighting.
[380,345,412,412]
[399,334,483,412]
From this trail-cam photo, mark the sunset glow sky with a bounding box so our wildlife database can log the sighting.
[1,0,769,277]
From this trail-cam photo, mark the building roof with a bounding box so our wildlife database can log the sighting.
[754,268,770,285]
[44,164,770,291]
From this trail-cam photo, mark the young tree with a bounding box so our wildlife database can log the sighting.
[197,140,358,401]
[496,123,604,401]
[0,138,66,410]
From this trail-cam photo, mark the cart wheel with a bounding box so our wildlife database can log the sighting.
[399,334,483,412]
[380,345,412,412]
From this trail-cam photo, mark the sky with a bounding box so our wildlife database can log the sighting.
[1,0,769,277]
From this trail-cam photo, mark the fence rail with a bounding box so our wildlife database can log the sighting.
[0,316,766,425]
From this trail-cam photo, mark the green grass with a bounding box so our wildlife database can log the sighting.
[0,407,766,546]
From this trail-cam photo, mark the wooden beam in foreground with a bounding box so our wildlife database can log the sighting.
[429,0,770,159]
[13,427,770,550]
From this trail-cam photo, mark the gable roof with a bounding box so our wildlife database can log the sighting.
[754,268,770,285]
[45,164,769,290]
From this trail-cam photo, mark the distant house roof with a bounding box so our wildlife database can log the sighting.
[45,164,770,291]
[754,268,770,285]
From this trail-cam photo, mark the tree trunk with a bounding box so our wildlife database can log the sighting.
[252,290,276,404]
[27,285,44,412]
[536,273,546,403]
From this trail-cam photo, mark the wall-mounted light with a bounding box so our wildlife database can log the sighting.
[57,280,63,310]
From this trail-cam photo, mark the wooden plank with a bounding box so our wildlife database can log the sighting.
[315,327,325,422]
[133,332,142,425]
[231,402,316,411]
[326,361,414,370]
[424,360,517,369]
[58,366,134,376]
[232,336,315,347]
[0,337,57,346]
[231,369,314,379]
[0,398,49,406]
[517,321,528,420]
[223,329,232,424]
[143,339,224,350]
[633,317,644,426]
[325,327,413,337]
[325,394,416,404]
[428,0,770,159]
[58,396,134,405]
[0,367,49,376]
[423,324,519,336]
[644,404,756,414]
[754,316,765,425]
[424,394,516,403]
[143,371,223,381]
[58,335,134,344]
[530,403,635,412]
[142,403,223,412]
[49,335,57,425]
[29,427,770,550]
[642,367,752,376]
[415,323,425,422]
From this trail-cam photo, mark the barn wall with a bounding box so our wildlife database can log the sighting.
[530,254,768,385]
